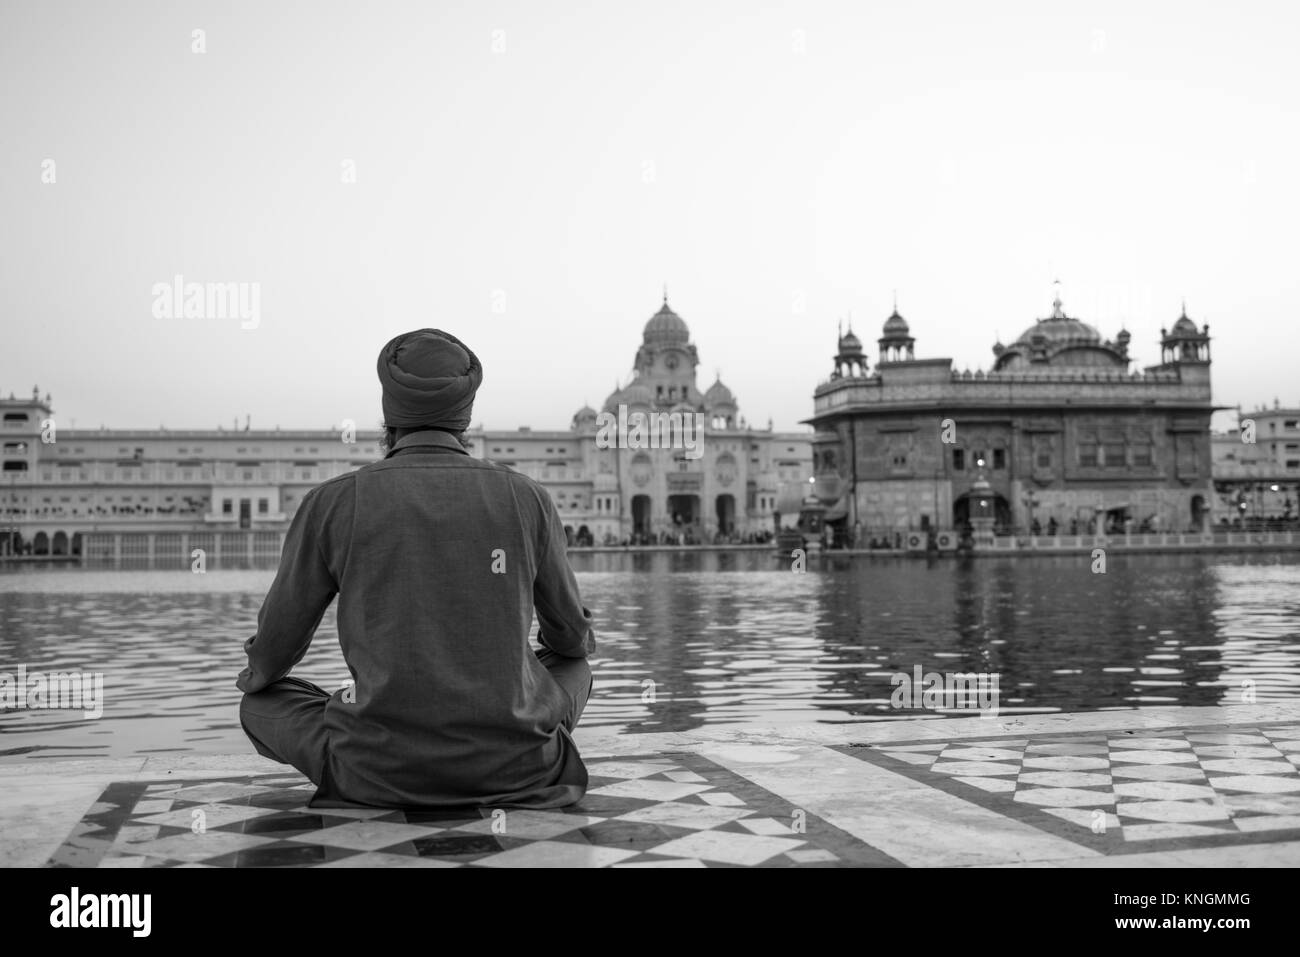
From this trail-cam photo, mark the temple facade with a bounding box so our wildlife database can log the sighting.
[806,292,1220,541]
[1,297,813,558]
[466,296,813,544]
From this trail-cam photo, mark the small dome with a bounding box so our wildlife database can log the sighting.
[705,377,736,407]
[882,310,910,337]
[992,341,1005,357]
[1171,313,1199,336]
[602,380,654,413]
[571,404,598,429]
[838,328,864,355]
[643,298,690,344]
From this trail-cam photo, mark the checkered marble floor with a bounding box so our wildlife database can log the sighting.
[46,753,898,868]
[841,721,1300,853]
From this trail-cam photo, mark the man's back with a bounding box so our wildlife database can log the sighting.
[238,429,595,808]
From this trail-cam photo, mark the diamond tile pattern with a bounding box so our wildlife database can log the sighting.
[845,723,1300,854]
[46,754,895,868]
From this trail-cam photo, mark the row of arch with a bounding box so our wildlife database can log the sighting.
[3,531,83,555]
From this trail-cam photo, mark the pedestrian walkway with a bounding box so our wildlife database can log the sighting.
[10,704,1299,868]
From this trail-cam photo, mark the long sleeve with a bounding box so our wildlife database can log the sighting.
[236,487,339,693]
[532,488,595,658]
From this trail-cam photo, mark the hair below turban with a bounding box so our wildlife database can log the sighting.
[377,329,483,430]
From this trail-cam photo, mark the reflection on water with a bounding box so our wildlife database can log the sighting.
[2,552,1299,761]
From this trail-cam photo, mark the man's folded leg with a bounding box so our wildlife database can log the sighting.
[535,646,593,731]
[239,676,332,787]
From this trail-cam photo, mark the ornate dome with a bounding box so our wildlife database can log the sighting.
[994,291,1127,371]
[571,404,598,430]
[838,328,864,355]
[1170,311,1198,336]
[705,376,736,407]
[643,296,690,345]
[1011,294,1103,347]
[882,310,910,337]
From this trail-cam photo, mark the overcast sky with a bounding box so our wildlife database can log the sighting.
[2,0,1296,434]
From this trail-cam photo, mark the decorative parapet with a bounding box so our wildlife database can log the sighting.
[811,365,1213,417]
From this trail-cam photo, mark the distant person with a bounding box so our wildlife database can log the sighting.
[237,329,595,809]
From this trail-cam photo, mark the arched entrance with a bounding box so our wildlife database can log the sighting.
[1191,494,1207,532]
[715,494,735,537]
[953,493,1011,532]
[52,531,69,555]
[71,532,83,556]
[632,495,652,541]
[33,531,50,555]
[668,494,700,533]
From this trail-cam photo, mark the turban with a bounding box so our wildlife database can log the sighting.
[377,329,483,430]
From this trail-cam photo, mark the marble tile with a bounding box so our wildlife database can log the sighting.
[1184,733,1270,746]
[581,760,681,780]
[1199,758,1295,775]
[1039,807,1120,831]
[317,852,461,868]
[1190,745,1285,759]
[135,802,283,830]
[129,831,275,863]
[737,817,802,836]
[292,806,394,821]
[1017,771,1112,788]
[285,820,435,852]
[661,770,709,784]
[697,792,746,807]
[131,799,175,815]
[1122,823,1234,842]
[1022,756,1111,771]
[1024,743,1109,756]
[651,830,806,866]
[930,761,1020,777]
[1116,801,1230,823]
[585,779,713,802]
[1014,788,1115,808]
[452,810,602,840]
[1108,750,1199,765]
[1219,793,1300,815]
[1110,764,1207,782]
[952,776,1018,794]
[878,751,941,767]
[786,848,839,864]
[616,801,754,831]
[735,747,1094,866]
[475,841,639,868]
[165,782,273,802]
[1108,737,1193,751]
[1233,815,1300,833]
[613,858,707,867]
[939,747,1026,762]
[1209,775,1300,794]
[1112,781,1220,801]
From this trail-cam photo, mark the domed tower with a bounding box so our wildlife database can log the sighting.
[832,321,867,378]
[571,404,598,432]
[704,374,738,428]
[611,290,703,411]
[1160,302,1211,364]
[878,305,915,363]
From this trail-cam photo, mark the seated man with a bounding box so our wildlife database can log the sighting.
[237,329,595,809]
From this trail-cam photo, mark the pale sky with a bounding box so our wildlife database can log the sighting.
[2,0,1297,434]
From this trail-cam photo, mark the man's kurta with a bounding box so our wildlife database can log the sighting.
[236,429,595,808]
